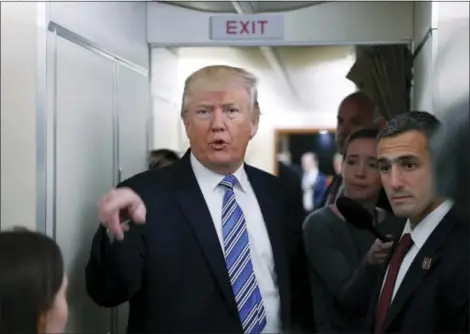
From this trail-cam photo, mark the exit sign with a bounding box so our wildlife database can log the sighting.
[210,15,284,40]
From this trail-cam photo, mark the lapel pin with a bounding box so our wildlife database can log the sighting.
[422,257,432,270]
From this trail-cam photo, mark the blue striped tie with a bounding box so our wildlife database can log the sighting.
[220,175,266,334]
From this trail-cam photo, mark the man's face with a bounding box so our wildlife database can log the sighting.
[301,153,317,172]
[183,83,258,174]
[377,130,436,221]
[336,100,374,153]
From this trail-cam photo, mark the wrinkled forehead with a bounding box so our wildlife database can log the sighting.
[187,78,250,106]
[338,99,373,121]
[377,131,428,160]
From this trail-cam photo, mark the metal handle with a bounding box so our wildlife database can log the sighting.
[118,168,122,183]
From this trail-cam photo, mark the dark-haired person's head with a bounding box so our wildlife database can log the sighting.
[148,149,180,170]
[0,229,68,334]
[377,111,441,225]
[342,128,382,203]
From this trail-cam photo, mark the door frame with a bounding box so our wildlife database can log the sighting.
[273,127,336,175]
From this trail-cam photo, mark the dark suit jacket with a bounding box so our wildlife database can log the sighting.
[86,151,314,333]
[346,207,469,333]
[277,162,305,220]
[311,173,328,210]
[278,161,301,190]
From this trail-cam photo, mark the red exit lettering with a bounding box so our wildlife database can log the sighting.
[226,20,268,35]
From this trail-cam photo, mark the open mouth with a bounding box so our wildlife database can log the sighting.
[210,140,228,150]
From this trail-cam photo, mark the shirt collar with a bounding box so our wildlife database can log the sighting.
[190,152,248,193]
[402,199,453,249]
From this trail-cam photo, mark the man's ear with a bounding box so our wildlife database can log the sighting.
[250,104,260,138]
[182,115,190,137]
[250,114,259,139]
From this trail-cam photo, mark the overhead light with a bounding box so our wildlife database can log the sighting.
[319,130,329,134]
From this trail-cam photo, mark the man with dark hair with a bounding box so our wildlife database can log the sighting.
[148,149,180,170]
[358,111,468,333]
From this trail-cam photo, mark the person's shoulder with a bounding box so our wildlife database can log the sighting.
[118,163,177,193]
[245,164,288,192]
[245,163,278,182]
[302,206,335,234]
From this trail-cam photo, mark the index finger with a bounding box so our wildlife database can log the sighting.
[107,212,124,241]
[102,188,142,217]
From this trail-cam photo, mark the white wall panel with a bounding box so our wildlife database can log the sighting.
[151,48,179,101]
[150,48,181,151]
[152,96,181,151]
[147,2,413,46]
[412,1,435,112]
[437,1,469,52]
[0,2,38,231]
[412,1,469,114]
[50,2,148,67]
[54,37,115,333]
[117,65,151,179]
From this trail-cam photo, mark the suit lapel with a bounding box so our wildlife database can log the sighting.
[173,151,238,316]
[245,165,290,325]
[382,212,457,330]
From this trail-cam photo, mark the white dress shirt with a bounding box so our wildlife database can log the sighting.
[302,169,319,211]
[190,153,281,333]
[381,200,453,302]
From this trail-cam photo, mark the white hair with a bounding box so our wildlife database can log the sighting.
[180,65,260,118]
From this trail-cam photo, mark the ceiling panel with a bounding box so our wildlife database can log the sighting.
[157,1,324,13]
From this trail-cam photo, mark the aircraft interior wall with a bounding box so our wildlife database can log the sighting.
[1,2,149,333]
[1,1,468,333]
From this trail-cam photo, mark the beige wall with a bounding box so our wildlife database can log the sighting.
[1,2,38,231]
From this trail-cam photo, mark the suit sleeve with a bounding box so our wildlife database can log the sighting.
[283,183,315,332]
[85,179,147,308]
[303,214,382,316]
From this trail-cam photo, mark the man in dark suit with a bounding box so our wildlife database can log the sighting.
[277,155,305,219]
[86,65,314,333]
[320,92,392,212]
[349,111,468,333]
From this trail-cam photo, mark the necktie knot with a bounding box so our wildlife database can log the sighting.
[220,175,237,191]
[397,233,413,253]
